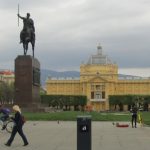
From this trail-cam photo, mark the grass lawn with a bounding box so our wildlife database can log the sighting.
[23,111,150,125]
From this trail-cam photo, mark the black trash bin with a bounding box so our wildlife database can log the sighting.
[77,115,91,150]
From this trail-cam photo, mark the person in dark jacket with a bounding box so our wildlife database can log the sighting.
[5,105,28,146]
[131,105,138,128]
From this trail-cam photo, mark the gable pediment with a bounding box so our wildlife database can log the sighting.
[88,76,108,83]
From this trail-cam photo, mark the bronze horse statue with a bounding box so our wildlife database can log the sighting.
[21,30,35,57]
[18,13,35,57]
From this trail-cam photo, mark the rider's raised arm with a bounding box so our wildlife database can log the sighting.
[17,14,25,20]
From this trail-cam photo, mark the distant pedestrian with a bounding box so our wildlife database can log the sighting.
[5,105,28,146]
[131,105,138,128]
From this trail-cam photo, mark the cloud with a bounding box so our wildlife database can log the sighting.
[0,0,150,72]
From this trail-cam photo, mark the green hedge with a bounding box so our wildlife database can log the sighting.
[109,95,150,105]
[40,95,87,110]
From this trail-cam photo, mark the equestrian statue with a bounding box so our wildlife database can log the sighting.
[17,12,35,57]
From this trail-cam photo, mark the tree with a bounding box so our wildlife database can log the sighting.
[0,82,14,104]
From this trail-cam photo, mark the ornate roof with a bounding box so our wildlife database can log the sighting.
[87,44,114,65]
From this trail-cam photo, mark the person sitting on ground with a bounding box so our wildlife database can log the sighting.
[0,104,11,130]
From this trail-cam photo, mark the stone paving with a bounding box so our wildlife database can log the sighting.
[0,121,150,150]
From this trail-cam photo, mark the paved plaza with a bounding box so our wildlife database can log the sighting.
[0,121,150,150]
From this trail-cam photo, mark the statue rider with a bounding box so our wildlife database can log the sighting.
[17,13,35,43]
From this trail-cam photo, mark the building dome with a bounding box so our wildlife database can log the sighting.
[87,44,113,65]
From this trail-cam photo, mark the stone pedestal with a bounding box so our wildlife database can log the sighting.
[14,55,40,110]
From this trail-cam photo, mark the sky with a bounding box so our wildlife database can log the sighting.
[0,0,150,77]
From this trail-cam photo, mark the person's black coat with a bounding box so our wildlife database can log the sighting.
[12,111,23,128]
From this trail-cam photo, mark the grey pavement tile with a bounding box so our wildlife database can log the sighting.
[0,121,150,150]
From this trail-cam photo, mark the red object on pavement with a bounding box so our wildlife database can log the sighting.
[116,123,129,128]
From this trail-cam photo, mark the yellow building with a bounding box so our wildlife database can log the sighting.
[46,45,150,111]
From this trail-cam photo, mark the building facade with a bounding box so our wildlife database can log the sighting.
[0,70,14,84]
[46,45,150,111]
